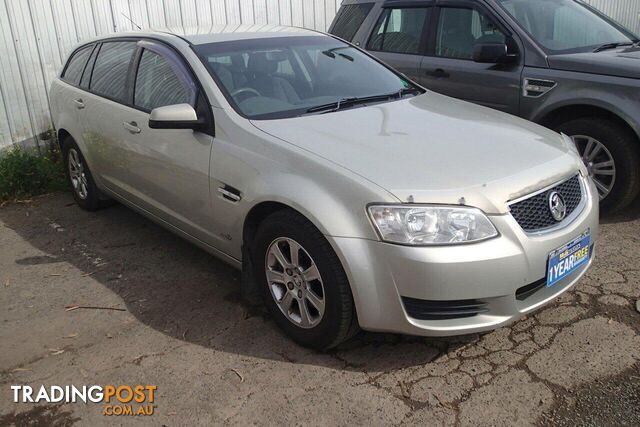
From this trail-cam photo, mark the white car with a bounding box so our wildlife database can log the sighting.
[49,27,598,349]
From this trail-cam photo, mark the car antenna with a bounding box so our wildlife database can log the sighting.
[121,13,142,30]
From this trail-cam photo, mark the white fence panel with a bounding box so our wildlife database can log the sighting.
[588,0,640,33]
[144,0,167,28]
[90,0,116,34]
[4,0,50,145]
[128,0,152,29]
[278,0,293,26]
[210,0,227,24]
[195,0,214,26]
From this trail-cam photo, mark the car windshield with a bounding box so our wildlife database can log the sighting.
[194,36,420,119]
[498,0,637,53]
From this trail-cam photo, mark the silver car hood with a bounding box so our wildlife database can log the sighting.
[251,92,582,214]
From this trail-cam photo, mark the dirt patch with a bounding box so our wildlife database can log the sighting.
[0,404,80,426]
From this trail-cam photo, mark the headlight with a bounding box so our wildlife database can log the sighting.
[367,205,498,245]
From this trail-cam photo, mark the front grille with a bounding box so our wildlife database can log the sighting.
[401,297,488,320]
[509,175,583,232]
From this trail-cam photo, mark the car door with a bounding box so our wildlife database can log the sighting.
[365,4,433,81]
[80,41,139,193]
[56,43,96,153]
[419,1,523,114]
[119,41,218,246]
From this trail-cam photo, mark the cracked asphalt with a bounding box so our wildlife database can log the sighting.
[1,193,639,426]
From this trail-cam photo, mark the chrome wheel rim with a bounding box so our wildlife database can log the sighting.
[570,135,615,201]
[265,237,325,329]
[68,148,88,200]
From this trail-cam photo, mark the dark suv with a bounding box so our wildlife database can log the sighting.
[329,0,640,212]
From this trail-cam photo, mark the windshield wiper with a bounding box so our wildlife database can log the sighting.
[593,42,633,52]
[396,87,423,97]
[304,94,394,114]
[321,47,354,62]
[304,87,423,115]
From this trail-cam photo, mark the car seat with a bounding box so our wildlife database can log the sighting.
[246,52,300,104]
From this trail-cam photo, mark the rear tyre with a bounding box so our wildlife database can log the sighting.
[252,209,358,349]
[555,118,640,213]
[62,137,113,211]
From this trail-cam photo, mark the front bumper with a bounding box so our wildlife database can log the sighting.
[329,179,599,337]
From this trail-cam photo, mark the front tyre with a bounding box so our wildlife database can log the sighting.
[62,137,112,211]
[253,210,358,349]
[555,118,640,213]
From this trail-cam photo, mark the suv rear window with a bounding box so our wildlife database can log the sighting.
[90,41,137,103]
[330,3,374,42]
[62,45,93,85]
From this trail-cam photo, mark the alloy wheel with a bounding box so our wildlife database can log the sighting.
[68,148,89,200]
[265,237,325,329]
[570,135,616,200]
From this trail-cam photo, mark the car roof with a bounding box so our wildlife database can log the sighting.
[93,24,323,46]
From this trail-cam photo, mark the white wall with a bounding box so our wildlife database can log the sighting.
[587,0,640,35]
[0,0,638,149]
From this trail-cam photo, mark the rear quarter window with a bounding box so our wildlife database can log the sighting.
[62,45,93,85]
[79,46,99,89]
[329,3,374,42]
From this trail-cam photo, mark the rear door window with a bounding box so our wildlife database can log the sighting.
[90,41,137,103]
[62,45,93,85]
[330,3,374,42]
[368,8,431,55]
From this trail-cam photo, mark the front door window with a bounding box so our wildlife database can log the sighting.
[435,7,506,60]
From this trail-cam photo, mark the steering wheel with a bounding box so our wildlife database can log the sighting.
[231,87,261,102]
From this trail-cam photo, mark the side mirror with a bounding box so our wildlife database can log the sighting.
[473,43,516,64]
[148,104,201,130]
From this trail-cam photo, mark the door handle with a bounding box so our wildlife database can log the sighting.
[425,68,450,79]
[73,99,85,109]
[122,121,141,134]
[217,186,241,203]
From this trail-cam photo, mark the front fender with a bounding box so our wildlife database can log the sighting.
[208,117,398,259]
[532,96,639,137]
[244,174,380,239]
[521,68,640,138]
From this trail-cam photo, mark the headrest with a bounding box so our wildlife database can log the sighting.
[229,54,246,71]
[248,52,278,75]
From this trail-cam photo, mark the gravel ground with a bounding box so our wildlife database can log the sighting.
[0,192,639,426]
[544,368,640,426]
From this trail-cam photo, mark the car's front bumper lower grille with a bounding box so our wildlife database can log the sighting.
[401,297,488,320]
[509,174,583,232]
[515,278,546,301]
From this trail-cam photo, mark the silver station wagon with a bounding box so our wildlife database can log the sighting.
[50,26,598,349]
